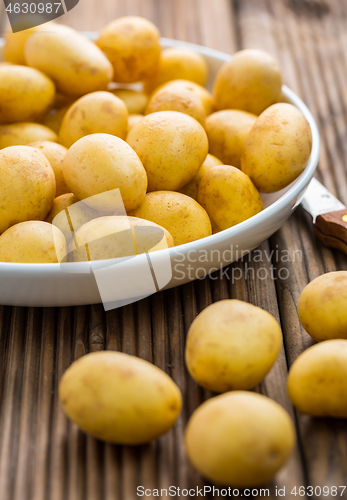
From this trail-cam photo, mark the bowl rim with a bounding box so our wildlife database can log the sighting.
[0,37,320,273]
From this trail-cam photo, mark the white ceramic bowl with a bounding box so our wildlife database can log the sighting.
[0,37,319,307]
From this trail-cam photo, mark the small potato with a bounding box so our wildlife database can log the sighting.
[63,133,147,213]
[69,215,174,262]
[29,141,69,197]
[179,154,223,200]
[25,24,113,96]
[0,146,56,234]
[185,300,282,392]
[0,221,66,263]
[287,340,347,418]
[127,111,208,192]
[143,48,208,94]
[146,86,205,126]
[0,123,58,149]
[298,271,347,342]
[111,88,149,114]
[3,26,38,65]
[59,351,182,444]
[214,49,282,115]
[128,114,144,131]
[129,191,212,246]
[59,91,128,148]
[43,106,70,135]
[241,103,313,192]
[159,80,214,116]
[97,17,161,84]
[185,392,295,487]
[198,165,263,232]
[0,64,55,124]
[206,110,257,168]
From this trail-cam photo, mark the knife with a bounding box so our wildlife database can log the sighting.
[301,177,347,254]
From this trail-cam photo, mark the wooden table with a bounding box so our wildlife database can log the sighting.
[0,0,347,498]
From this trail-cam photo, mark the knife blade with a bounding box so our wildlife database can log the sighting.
[301,177,347,254]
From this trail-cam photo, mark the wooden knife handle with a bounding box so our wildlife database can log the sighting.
[314,209,347,254]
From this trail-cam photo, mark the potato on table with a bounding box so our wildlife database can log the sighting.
[241,103,312,192]
[198,165,263,232]
[127,111,208,192]
[111,88,149,115]
[0,123,58,149]
[143,48,208,94]
[129,191,212,246]
[185,300,282,392]
[97,17,161,84]
[0,64,55,124]
[287,340,347,418]
[29,141,69,197]
[185,392,295,487]
[59,351,182,444]
[0,221,66,263]
[59,91,128,148]
[63,133,147,213]
[0,146,56,234]
[214,49,282,115]
[206,110,257,168]
[179,154,223,200]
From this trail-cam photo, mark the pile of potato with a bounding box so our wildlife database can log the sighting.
[0,16,313,263]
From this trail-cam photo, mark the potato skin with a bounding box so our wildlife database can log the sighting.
[29,141,69,197]
[97,16,161,84]
[179,154,223,200]
[127,111,208,192]
[287,340,347,418]
[0,146,56,234]
[0,123,58,149]
[298,272,347,342]
[25,25,113,96]
[128,114,144,131]
[63,133,147,213]
[206,110,257,168]
[129,191,212,246]
[59,91,128,148]
[214,49,282,115]
[185,391,295,487]
[158,80,214,116]
[59,351,182,444]
[0,221,66,263]
[0,65,55,124]
[198,165,263,232]
[43,106,70,135]
[241,103,312,193]
[185,300,282,392]
[111,89,149,115]
[143,48,208,94]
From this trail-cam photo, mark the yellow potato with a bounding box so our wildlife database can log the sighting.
[241,103,313,192]
[97,16,161,84]
[29,141,69,197]
[59,351,182,444]
[128,114,144,131]
[129,191,212,246]
[59,91,128,148]
[206,110,257,168]
[0,123,58,149]
[0,64,55,124]
[2,22,51,65]
[69,215,174,262]
[185,392,295,487]
[0,146,56,234]
[198,165,263,232]
[143,48,208,94]
[63,133,147,213]
[146,86,205,126]
[43,105,70,135]
[179,154,222,200]
[158,80,214,116]
[25,24,113,96]
[214,49,282,115]
[287,340,347,418]
[127,111,208,192]
[53,92,76,110]
[185,300,282,392]
[298,271,347,342]
[111,88,149,114]
[0,221,66,263]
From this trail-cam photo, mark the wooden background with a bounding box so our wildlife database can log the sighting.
[1,0,347,498]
